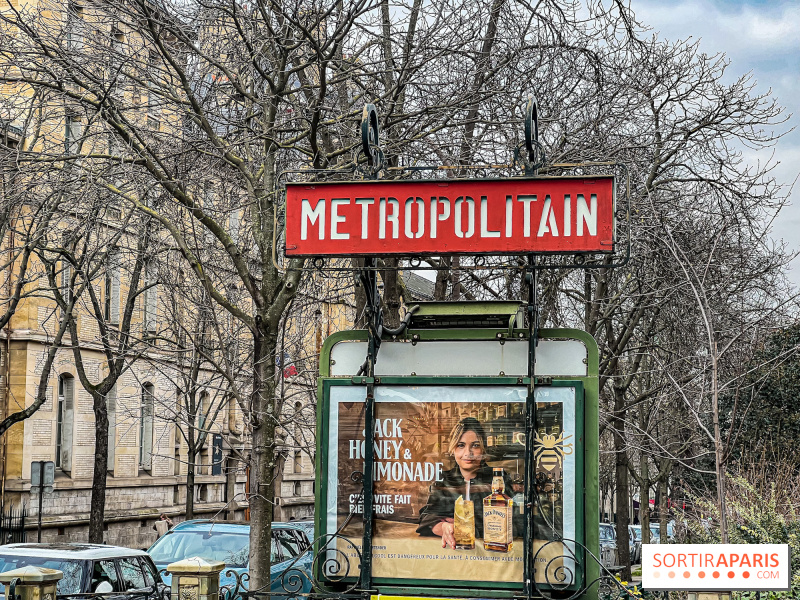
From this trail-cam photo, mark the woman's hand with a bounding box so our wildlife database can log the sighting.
[432,518,456,549]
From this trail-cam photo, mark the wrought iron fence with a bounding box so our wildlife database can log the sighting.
[213,508,644,600]
[0,504,26,545]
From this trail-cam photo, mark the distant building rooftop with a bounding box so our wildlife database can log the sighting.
[402,271,435,301]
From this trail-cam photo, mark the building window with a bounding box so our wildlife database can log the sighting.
[139,383,154,471]
[56,375,74,472]
[226,394,239,435]
[65,1,83,50]
[105,248,120,324]
[144,261,157,335]
[64,116,82,154]
[293,452,302,474]
[197,391,207,431]
[294,481,301,496]
[60,261,72,305]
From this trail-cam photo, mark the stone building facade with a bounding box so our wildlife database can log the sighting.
[0,291,251,547]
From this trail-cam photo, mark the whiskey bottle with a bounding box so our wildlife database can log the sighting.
[483,467,513,552]
[486,424,496,447]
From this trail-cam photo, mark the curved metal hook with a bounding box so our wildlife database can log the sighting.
[524,95,539,161]
[360,104,382,169]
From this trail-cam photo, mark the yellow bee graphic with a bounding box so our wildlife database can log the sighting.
[533,432,573,471]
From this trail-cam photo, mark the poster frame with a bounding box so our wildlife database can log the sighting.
[317,377,584,591]
[315,326,599,598]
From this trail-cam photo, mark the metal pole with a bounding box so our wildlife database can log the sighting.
[359,258,378,597]
[523,258,538,598]
[37,461,43,543]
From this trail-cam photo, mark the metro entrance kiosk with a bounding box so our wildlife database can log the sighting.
[283,101,628,600]
[316,306,600,599]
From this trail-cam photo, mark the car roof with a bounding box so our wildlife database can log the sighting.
[0,543,148,560]
[170,520,249,534]
[170,519,303,533]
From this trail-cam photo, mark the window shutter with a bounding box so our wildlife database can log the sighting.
[107,386,116,469]
[140,387,153,471]
[60,378,74,473]
[61,262,72,304]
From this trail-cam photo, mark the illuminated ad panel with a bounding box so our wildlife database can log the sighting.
[285,177,615,256]
[323,384,582,587]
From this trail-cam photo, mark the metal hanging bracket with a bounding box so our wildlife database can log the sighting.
[359,103,385,179]
[518,95,545,176]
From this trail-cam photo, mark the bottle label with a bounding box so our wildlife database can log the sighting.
[483,506,509,544]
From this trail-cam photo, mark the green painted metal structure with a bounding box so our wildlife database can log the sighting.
[314,308,600,600]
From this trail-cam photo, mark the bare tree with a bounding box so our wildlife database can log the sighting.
[52,200,155,543]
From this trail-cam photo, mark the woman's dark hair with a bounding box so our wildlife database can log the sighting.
[447,417,487,455]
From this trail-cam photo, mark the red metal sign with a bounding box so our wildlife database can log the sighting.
[285,176,615,256]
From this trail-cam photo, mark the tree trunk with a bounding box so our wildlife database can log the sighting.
[434,259,449,300]
[249,323,277,592]
[186,446,196,520]
[381,260,401,328]
[612,387,631,579]
[711,348,728,542]
[638,405,650,545]
[88,393,109,543]
[639,456,650,545]
[658,477,668,543]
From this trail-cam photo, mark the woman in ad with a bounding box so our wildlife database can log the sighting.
[416,417,515,549]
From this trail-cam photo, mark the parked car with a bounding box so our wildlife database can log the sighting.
[598,523,618,569]
[292,519,315,542]
[649,521,675,543]
[628,525,641,564]
[648,524,662,542]
[0,543,166,598]
[147,520,312,592]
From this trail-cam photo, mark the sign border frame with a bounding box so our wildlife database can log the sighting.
[284,175,617,258]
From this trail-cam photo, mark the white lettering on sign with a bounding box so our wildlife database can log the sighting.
[480,196,500,238]
[577,194,597,236]
[301,193,601,242]
[301,198,325,240]
[430,196,451,239]
[355,197,374,239]
[454,196,475,238]
[405,197,425,239]
[538,195,558,237]
[330,198,350,240]
[288,177,614,256]
[379,197,399,239]
[518,195,536,237]
[505,195,513,237]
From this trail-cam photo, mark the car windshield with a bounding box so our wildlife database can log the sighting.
[149,531,249,568]
[0,555,84,594]
[599,526,614,541]
[631,528,642,540]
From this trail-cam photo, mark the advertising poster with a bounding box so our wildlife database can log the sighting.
[325,385,578,586]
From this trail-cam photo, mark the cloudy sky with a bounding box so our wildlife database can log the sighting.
[632,0,800,284]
